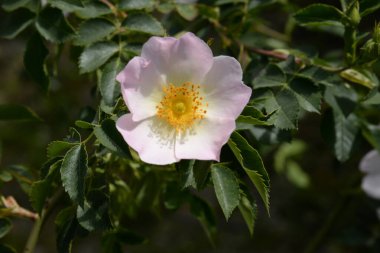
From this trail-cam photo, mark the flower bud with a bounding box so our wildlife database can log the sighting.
[346,1,361,27]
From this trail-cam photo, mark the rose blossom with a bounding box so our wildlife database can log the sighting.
[116,32,251,165]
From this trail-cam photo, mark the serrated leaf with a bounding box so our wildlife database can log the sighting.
[1,0,31,11]
[24,33,50,92]
[122,13,165,36]
[74,18,115,46]
[60,145,88,206]
[177,160,210,190]
[211,164,240,220]
[47,141,77,158]
[36,7,74,43]
[119,0,155,10]
[289,77,321,113]
[0,9,34,39]
[79,42,119,73]
[77,191,110,232]
[94,119,131,157]
[252,64,286,89]
[236,115,272,130]
[176,4,198,21]
[98,58,123,106]
[0,218,12,238]
[294,4,346,26]
[0,104,41,121]
[238,187,257,236]
[266,89,299,130]
[228,132,270,213]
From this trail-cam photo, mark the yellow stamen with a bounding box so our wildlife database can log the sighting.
[156,82,207,132]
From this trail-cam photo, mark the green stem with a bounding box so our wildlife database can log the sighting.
[303,195,350,253]
[23,189,64,253]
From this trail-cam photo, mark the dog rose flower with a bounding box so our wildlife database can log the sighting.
[116,32,251,165]
[360,149,380,199]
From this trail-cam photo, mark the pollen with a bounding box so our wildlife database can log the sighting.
[156,82,207,132]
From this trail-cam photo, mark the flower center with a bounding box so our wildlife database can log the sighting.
[156,82,208,132]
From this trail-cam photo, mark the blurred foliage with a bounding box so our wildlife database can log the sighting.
[0,0,380,252]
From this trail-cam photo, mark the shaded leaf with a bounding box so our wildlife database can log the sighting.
[60,145,88,206]
[79,42,119,73]
[176,4,198,21]
[0,244,16,253]
[102,228,146,252]
[228,131,270,213]
[238,186,258,236]
[77,191,110,231]
[1,0,31,11]
[360,0,380,17]
[289,77,321,113]
[0,104,41,121]
[211,164,240,220]
[0,218,12,238]
[24,33,50,92]
[294,4,346,26]
[48,0,84,12]
[0,9,34,39]
[36,7,75,43]
[47,141,77,158]
[74,1,112,18]
[252,64,286,89]
[94,119,131,157]
[55,207,78,253]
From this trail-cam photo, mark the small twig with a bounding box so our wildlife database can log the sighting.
[251,47,303,64]
[99,0,126,18]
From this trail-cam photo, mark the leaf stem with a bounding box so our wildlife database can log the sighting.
[23,189,64,253]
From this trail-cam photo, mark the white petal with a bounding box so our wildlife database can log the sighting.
[175,118,235,161]
[141,32,214,85]
[116,57,163,122]
[362,174,380,199]
[202,56,252,120]
[116,114,179,165]
[359,149,380,173]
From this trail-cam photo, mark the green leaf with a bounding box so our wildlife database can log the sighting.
[47,141,77,158]
[119,0,155,10]
[24,33,50,92]
[77,191,110,231]
[321,108,360,162]
[266,89,300,130]
[0,9,34,39]
[211,164,240,220]
[102,228,146,252]
[252,64,286,89]
[176,4,198,21]
[362,124,380,151]
[238,187,257,236]
[0,104,41,121]
[177,160,210,190]
[294,4,346,26]
[74,1,112,19]
[60,145,88,206]
[333,111,360,162]
[74,18,115,46]
[228,131,270,213]
[98,58,123,106]
[1,0,31,11]
[360,0,380,17]
[289,77,321,113]
[122,13,165,36]
[94,119,131,157]
[0,218,12,238]
[0,244,16,253]
[189,195,217,245]
[79,42,119,73]
[36,7,74,43]
[48,0,84,12]
[55,207,78,253]
[29,180,50,213]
